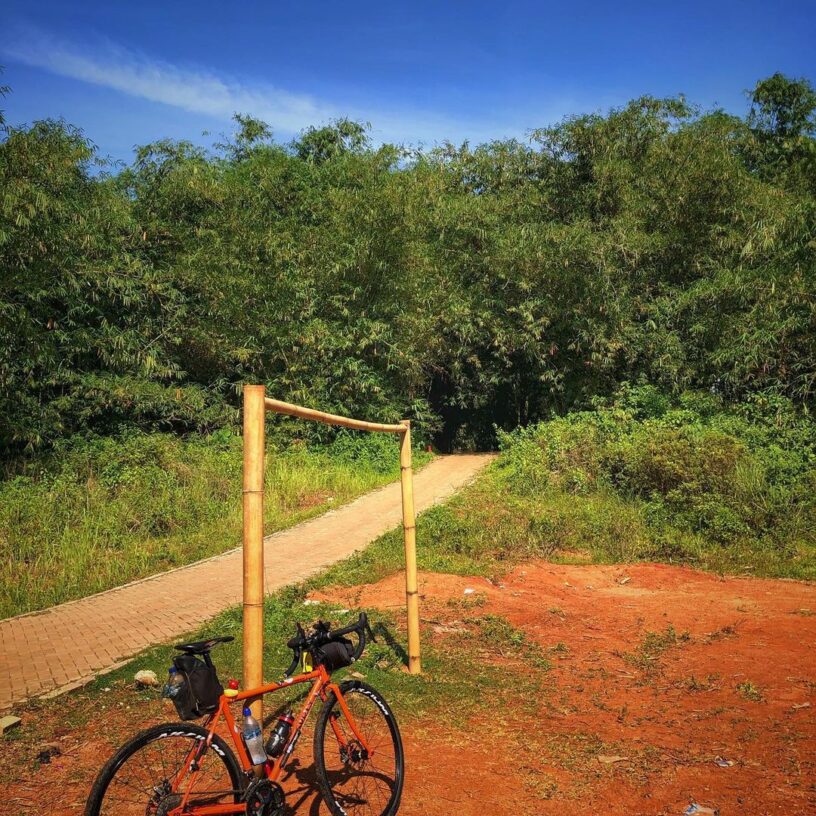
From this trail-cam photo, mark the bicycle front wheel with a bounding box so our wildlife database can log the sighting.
[84,722,244,816]
[314,680,405,816]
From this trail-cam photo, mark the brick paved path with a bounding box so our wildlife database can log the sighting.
[0,454,493,710]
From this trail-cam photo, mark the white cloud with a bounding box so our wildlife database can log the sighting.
[1,24,567,145]
[2,26,337,133]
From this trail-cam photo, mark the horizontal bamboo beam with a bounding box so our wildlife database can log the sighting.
[264,397,406,434]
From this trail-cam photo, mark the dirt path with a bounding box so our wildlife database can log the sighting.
[0,454,494,710]
[313,563,816,815]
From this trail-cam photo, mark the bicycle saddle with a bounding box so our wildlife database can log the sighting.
[174,636,234,655]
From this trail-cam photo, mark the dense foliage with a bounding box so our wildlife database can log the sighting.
[495,385,815,575]
[2,73,815,456]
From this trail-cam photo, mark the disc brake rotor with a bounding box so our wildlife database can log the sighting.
[342,739,369,768]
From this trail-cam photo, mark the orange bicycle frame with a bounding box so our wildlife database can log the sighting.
[169,664,371,815]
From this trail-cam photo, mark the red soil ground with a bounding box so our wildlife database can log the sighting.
[5,561,815,815]
[312,562,816,815]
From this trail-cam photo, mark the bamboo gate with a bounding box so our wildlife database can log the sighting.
[242,385,420,722]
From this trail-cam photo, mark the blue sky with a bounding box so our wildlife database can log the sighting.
[1,1,814,162]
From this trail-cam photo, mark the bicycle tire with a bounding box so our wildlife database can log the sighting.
[314,680,405,816]
[84,722,245,816]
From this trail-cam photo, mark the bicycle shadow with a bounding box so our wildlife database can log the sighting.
[278,757,324,816]
[281,757,397,816]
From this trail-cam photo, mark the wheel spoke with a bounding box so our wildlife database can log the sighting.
[317,684,403,816]
[87,726,241,815]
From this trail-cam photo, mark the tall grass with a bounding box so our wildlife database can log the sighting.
[0,430,430,618]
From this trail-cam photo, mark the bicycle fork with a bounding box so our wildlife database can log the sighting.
[326,688,375,762]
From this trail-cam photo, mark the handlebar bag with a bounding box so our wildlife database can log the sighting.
[312,637,355,673]
[170,654,224,720]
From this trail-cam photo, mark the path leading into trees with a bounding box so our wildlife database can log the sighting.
[0,454,494,710]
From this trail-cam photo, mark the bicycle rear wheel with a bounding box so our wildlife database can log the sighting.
[84,722,244,815]
[314,680,404,816]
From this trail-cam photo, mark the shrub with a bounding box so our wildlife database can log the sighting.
[493,386,816,576]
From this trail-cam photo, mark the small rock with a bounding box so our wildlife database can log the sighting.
[36,742,61,764]
[463,588,475,595]
[0,715,21,735]
[714,756,734,767]
[134,669,159,688]
[303,599,320,606]
[349,671,366,680]
[618,576,631,585]
[791,701,811,711]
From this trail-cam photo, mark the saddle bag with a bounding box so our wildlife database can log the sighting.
[169,654,224,720]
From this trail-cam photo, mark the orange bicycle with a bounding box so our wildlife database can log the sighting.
[85,613,404,816]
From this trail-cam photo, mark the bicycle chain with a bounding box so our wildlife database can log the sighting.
[244,778,285,816]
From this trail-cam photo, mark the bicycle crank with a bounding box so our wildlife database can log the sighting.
[244,779,285,816]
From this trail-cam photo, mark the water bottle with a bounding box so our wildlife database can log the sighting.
[162,667,184,699]
[242,707,267,765]
[265,709,294,757]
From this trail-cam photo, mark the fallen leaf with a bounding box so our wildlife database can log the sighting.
[597,755,629,764]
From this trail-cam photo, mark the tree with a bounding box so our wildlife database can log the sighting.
[747,73,816,192]
[749,73,816,139]
[294,119,370,164]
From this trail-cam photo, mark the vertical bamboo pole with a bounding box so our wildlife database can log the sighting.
[399,420,421,674]
[242,384,266,722]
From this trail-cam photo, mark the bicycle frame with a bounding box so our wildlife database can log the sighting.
[170,664,371,815]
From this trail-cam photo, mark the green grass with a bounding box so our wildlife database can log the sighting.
[293,391,816,591]
[7,385,811,621]
[0,430,431,618]
[736,680,764,702]
[617,625,692,674]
